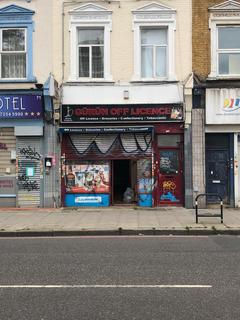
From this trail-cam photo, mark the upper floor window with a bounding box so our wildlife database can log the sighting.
[132,3,176,81]
[141,27,167,78]
[69,4,112,82]
[78,28,104,78]
[0,28,26,79]
[209,1,240,78]
[0,5,35,82]
[218,26,240,75]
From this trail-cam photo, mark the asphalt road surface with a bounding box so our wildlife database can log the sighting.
[0,235,239,320]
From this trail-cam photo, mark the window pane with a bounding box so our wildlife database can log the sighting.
[141,46,153,77]
[158,135,181,147]
[79,47,89,77]
[1,53,26,78]
[92,46,104,78]
[78,29,104,45]
[2,29,25,51]
[160,150,179,175]
[219,53,240,74]
[141,28,167,45]
[156,47,166,77]
[218,27,240,49]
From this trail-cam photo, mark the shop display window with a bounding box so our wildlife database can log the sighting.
[65,161,110,193]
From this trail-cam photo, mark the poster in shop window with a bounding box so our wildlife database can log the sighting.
[137,159,153,194]
[65,163,110,193]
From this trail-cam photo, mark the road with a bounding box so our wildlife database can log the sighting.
[0,235,239,319]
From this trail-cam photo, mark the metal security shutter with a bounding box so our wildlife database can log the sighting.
[0,127,16,175]
[17,137,42,207]
[0,128,16,207]
[63,133,152,160]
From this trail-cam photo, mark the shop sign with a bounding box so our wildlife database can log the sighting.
[65,193,110,207]
[61,104,183,123]
[75,196,102,203]
[0,95,43,119]
[0,177,15,195]
[206,88,240,124]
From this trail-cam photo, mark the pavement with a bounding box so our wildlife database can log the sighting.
[0,205,239,236]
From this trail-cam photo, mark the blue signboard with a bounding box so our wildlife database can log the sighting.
[0,95,43,119]
[65,194,110,207]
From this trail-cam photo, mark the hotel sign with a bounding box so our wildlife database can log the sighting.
[0,95,43,119]
[61,104,183,123]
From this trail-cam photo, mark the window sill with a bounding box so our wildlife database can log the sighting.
[0,77,37,83]
[130,79,178,84]
[207,75,240,81]
[65,79,115,85]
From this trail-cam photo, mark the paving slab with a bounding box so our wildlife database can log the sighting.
[0,206,239,236]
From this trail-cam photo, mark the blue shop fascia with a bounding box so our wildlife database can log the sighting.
[0,88,51,207]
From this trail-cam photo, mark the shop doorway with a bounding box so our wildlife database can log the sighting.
[206,149,229,203]
[112,160,135,204]
[156,134,184,206]
[205,134,233,204]
[157,148,183,205]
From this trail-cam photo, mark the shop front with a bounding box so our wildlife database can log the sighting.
[0,92,44,207]
[60,103,184,207]
[206,88,238,206]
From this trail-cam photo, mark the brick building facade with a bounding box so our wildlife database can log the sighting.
[192,0,240,207]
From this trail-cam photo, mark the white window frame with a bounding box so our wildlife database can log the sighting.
[0,28,27,80]
[209,1,240,79]
[217,26,240,76]
[132,3,176,82]
[140,27,168,79]
[77,28,104,79]
[69,4,112,82]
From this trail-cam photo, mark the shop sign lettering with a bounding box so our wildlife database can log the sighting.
[0,142,7,150]
[62,104,183,123]
[19,146,41,160]
[0,95,42,119]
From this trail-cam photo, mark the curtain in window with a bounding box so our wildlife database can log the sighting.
[92,46,104,78]
[141,28,167,78]
[156,47,166,77]
[1,53,26,78]
[79,47,89,77]
[141,47,153,78]
[1,29,26,78]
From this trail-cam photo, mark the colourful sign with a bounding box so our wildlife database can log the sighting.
[61,104,183,123]
[223,98,240,112]
[0,95,43,119]
[65,163,110,193]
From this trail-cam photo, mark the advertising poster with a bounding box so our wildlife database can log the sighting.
[137,159,152,194]
[65,162,110,193]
